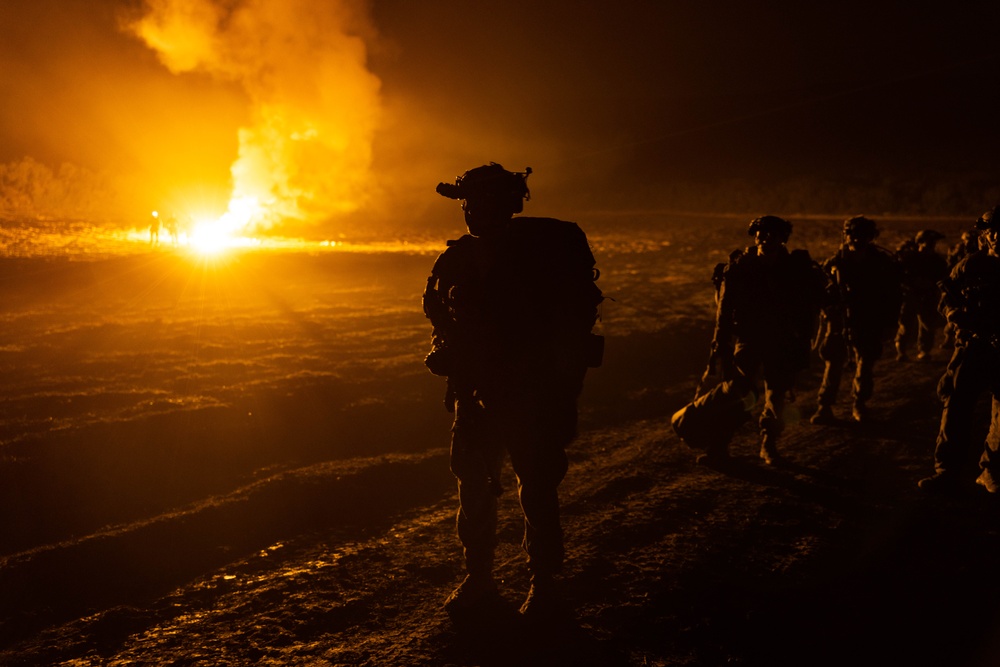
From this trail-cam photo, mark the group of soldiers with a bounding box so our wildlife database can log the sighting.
[674,209,1000,500]
[420,159,1000,625]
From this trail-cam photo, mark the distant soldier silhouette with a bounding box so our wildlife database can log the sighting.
[149,212,161,245]
[164,212,180,246]
[672,216,829,465]
[894,229,948,361]
[423,163,603,620]
[811,216,902,425]
[948,230,980,269]
[919,207,1000,494]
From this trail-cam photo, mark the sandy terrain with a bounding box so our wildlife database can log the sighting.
[1,214,996,666]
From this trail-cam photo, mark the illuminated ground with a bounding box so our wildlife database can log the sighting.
[0,215,996,666]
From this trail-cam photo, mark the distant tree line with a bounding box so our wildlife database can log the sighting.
[2,154,998,229]
[628,173,1000,219]
[0,157,122,223]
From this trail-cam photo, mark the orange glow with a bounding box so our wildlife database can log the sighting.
[127,0,382,237]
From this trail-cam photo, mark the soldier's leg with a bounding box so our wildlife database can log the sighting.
[450,404,504,578]
[933,345,987,476]
[975,353,1000,492]
[895,302,916,360]
[760,382,786,438]
[731,343,763,401]
[817,359,843,406]
[761,349,797,437]
[505,399,576,618]
[976,395,1000,493]
[759,348,800,463]
[916,303,938,358]
[716,342,792,463]
[508,422,570,578]
[812,334,846,424]
[816,332,846,406]
[851,337,882,421]
[758,381,786,464]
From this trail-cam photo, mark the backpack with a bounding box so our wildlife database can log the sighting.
[424,217,604,378]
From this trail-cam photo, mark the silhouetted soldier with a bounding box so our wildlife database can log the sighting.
[149,212,161,245]
[811,216,902,424]
[919,207,1000,494]
[675,216,829,465]
[164,212,179,246]
[894,229,948,361]
[423,163,603,620]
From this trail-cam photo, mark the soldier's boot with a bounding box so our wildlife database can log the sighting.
[916,349,932,362]
[696,442,731,467]
[895,342,908,362]
[759,434,781,466]
[444,573,500,616]
[810,405,837,425]
[917,470,963,495]
[975,469,1000,494]
[851,402,868,424]
[519,574,569,621]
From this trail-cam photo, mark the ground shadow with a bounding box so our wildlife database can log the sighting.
[442,602,629,667]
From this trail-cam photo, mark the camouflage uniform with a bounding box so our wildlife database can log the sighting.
[942,231,980,348]
[947,231,980,270]
[895,230,948,360]
[813,217,901,423]
[921,208,1000,492]
[424,164,602,609]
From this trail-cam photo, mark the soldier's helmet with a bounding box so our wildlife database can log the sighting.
[436,163,531,214]
[975,206,1000,231]
[747,215,792,242]
[843,215,878,241]
[915,229,944,245]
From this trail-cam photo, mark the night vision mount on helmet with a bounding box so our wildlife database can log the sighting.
[844,215,878,241]
[976,206,1000,231]
[915,229,945,245]
[436,163,532,214]
[747,215,792,242]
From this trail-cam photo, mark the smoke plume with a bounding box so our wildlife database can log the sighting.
[127,0,381,230]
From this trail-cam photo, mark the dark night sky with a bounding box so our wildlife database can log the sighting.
[2,0,999,224]
[370,2,1000,182]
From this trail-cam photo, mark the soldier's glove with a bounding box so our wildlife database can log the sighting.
[424,345,454,377]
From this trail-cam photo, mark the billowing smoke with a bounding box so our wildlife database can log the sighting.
[127,0,381,231]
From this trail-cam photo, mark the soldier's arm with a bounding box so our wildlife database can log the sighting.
[712,268,736,353]
[937,260,971,328]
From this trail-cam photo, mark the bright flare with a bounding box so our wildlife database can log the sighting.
[189,195,263,254]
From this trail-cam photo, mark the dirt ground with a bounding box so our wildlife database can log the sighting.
[0,216,995,666]
[3,332,999,666]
